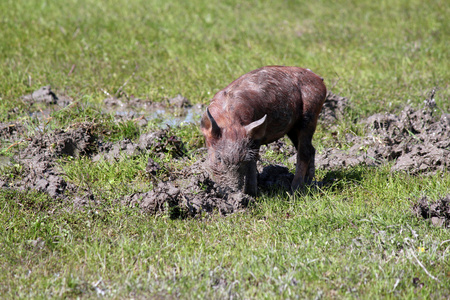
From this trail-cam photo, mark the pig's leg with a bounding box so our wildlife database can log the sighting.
[244,160,258,196]
[306,150,315,184]
[288,128,315,191]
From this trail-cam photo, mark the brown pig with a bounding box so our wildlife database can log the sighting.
[201,66,327,196]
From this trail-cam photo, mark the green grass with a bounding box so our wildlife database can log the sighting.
[1,0,448,118]
[2,168,450,298]
[1,0,450,298]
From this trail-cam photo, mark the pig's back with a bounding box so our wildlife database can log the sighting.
[209,66,325,143]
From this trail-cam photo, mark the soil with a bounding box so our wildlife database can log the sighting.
[103,93,203,126]
[92,127,186,162]
[1,87,449,218]
[316,94,450,175]
[123,158,254,217]
[319,91,350,125]
[412,195,450,228]
[21,85,72,107]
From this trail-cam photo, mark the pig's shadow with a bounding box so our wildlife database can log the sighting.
[257,164,367,196]
[258,165,294,194]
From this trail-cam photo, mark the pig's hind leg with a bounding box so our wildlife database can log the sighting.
[288,123,316,191]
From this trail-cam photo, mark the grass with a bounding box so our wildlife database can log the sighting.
[1,0,450,298]
[2,168,450,298]
[1,0,448,117]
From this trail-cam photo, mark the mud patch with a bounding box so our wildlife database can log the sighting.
[6,123,97,199]
[103,94,203,126]
[412,195,450,228]
[92,127,186,162]
[320,92,350,125]
[0,122,27,142]
[317,98,450,175]
[20,122,97,159]
[3,121,253,216]
[4,86,449,217]
[258,164,294,192]
[21,85,72,107]
[122,159,254,217]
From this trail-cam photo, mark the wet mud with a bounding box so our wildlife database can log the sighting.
[123,159,254,217]
[412,195,450,228]
[1,88,449,217]
[317,95,450,175]
[92,127,186,162]
[319,91,350,125]
[4,122,97,198]
[103,93,203,126]
[21,85,72,107]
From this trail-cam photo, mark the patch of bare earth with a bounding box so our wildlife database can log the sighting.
[1,87,448,218]
[316,92,450,175]
[412,195,450,228]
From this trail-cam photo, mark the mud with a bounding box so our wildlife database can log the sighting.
[1,88,448,217]
[123,159,254,217]
[319,92,350,125]
[412,195,450,228]
[316,97,450,175]
[258,164,294,192]
[92,127,186,162]
[8,122,97,199]
[21,85,72,107]
[0,122,27,141]
[2,118,251,215]
[103,94,203,126]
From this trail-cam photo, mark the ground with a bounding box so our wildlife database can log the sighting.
[1,0,449,298]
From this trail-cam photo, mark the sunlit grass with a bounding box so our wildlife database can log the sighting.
[1,0,449,298]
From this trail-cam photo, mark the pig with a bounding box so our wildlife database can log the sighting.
[201,66,327,196]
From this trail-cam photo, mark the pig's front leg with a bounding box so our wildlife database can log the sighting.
[244,160,258,196]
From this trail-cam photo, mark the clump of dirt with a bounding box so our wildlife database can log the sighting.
[317,96,450,175]
[20,123,97,159]
[260,139,296,157]
[412,195,450,228]
[21,85,58,104]
[0,122,27,141]
[9,123,97,199]
[122,159,254,217]
[21,85,72,107]
[92,127,186,162]
[320,92,350,125]
[3,119,252,216]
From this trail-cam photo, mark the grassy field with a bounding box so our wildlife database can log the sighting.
[1,0,450,298]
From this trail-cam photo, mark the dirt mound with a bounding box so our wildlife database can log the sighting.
[317,98,450,175]
[258,164,294,192]
[0,122,27,141]
[122,159,254,217]
[92,127,186,162]
[8,123,97,198]
[21,85,58,104]
[21,85,72,107]
[3,121,252,216]
[412,195,450,228]
[20,123,97,159]
[320,92,349,125]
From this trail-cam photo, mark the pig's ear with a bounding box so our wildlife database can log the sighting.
[245,114,267,140]
[201,108,221,139]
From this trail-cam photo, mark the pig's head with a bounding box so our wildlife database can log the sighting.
[201,108,267,194]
